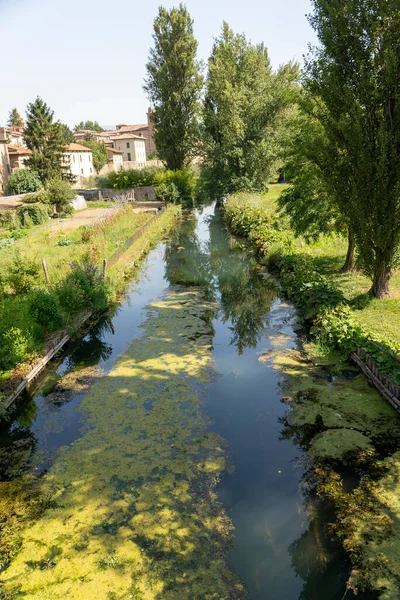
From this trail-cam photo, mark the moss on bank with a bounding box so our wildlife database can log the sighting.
[1,288,245,599]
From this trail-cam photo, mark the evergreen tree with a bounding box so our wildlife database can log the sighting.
[59,123,75,144]
[24,97,70,183]
[144,4,203,170]
[203,23,299,195]
[74,120,104,132]
[7,108,24,128]
[306,0,400,298]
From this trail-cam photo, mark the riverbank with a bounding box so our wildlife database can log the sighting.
[0,204,180,401]
[224,189,400,599]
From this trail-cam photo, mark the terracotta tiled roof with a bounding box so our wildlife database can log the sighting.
[110,133,147,140]
[66,143,92,152]
[107,148,123,154]
[7,144,31,155]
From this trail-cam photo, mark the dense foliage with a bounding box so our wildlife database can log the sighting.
[6,170,42,195]
[24,97,71,183]
[99,166,197,200]
[203,23,299,195]
[80,137,108,173]
[74,120,104,132]
[144,4,203,170]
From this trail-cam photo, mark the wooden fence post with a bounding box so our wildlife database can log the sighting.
[102,259,107,279]
[42,258,50,285]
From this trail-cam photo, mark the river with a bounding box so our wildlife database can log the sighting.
[0,203,378,599]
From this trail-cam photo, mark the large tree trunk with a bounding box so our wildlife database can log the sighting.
[371,262,392,299]
[341,230,356,272]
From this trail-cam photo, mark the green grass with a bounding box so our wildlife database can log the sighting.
[256,184,400,345]
[0,207,151,286]
[85,200,115,209]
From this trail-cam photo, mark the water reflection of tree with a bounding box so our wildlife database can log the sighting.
[65,320,113,370]
[208,207,277,354]
[0,403,37,480]
[165,205,277,354]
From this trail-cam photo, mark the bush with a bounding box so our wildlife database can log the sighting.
[6,170,42,195]
[99,166,164,189]
[155,181,181,204]
[0,327,29,371]
[153,168,197,199]
[23,189,51,204]
[16,204,49,227]
[45,178,76,215]
[7,251,40,294]
[0,210,21,230]
[29,290,65,332]
[57,261,111,318]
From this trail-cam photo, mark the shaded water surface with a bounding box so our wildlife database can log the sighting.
[1,204,377,598]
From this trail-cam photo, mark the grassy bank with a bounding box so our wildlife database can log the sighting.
[225,186,400,599]
[0,205,180,387]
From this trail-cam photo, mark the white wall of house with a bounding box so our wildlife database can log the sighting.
[66,150,93,178]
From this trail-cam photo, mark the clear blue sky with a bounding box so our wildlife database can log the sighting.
[0,0,316,129]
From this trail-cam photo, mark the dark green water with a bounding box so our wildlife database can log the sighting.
[0,203,377,599]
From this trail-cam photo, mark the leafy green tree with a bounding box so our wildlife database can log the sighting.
[59,123,75,144]
[278,103,356,272]
[80,136,108,173]
[6,170,42,195]
[305,0,400,298]
[23,97,70,183]
[74,120,104,132]
[7,108,24,128]
[203,23,299,195]
[144,4,203,170]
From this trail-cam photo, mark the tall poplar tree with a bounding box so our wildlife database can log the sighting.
[24,97,70,183]
[306,0,400,298]
[144,4,203,170]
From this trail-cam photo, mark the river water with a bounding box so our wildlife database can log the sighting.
[0,203,377,599]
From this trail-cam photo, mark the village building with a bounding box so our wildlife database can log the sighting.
[0,129,11,193]
[110,134,147,166]
[7,144,31,170]
[64,143,94,181]
[107,147,123,170]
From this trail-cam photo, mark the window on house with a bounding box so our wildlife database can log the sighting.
[73,155,76,162]
[81,168,83,174]
[127,152,131,161]
[80,155,82,162]
[90,168,92,174]
[127,142,130,148]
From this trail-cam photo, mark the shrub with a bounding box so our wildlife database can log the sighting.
[7,251,40,294]
[16,204,48,226]
[45,178,76,215]
[29,290,65,331]
[153,168,197,199]
[57,261,111,318]
[155,181,181,204]
[23,189,51,204]
[0,210,21,230]
[6,170,42,195]
[0,327,29,371]
[99,166,164,189]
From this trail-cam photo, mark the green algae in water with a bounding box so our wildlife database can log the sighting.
[1,288,245,600]
[309,429,373,460]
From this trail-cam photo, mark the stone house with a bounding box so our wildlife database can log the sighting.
[7,144,32,170]
[114,110,156,156]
